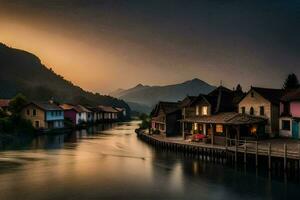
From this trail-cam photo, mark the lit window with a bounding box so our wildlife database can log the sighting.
[196,106,199,116]
[194,123,198,131]
[202,106,208,115]
[250,125,257,135]
[182,108,185,116]
[216,124,223,133]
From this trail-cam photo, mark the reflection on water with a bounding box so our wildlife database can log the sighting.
[0,121,299,200]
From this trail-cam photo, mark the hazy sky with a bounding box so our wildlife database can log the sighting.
[0,0,299,94]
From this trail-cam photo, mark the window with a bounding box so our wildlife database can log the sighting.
[282,120,291,131]
[27,109,30,115]
[202,106,208,115]
[259,106,264,116]
[196,106,199,116]
[250,107,254,115]
[241,107,245,114]
[33,109,37,116]
[216,124,223,133]
[194,123,198,131]
[182,108,185,116]
[251,92,254,98]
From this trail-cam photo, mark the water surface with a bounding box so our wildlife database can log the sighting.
[0,121,299,200]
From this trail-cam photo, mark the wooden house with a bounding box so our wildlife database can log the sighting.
[74,105,92,124]
[59,104,78,127]
[98,105,119,121]
[22,101,64,129]
[238,87,284,138]
[150,101,182,137]
[180,86,266,145]
[279,89,300,139]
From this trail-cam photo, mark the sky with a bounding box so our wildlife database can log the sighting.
[0,0,299,94]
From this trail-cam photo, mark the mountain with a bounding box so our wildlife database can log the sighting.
[110,78,216,113]
[0,43,130,117]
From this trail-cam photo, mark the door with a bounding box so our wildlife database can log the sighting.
[292,120,299,139]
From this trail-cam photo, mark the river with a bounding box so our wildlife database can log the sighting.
[0,121,299,200]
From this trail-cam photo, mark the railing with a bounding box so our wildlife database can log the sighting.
[226,138,300,161]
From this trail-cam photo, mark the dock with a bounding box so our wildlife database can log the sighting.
[137,129,300,172]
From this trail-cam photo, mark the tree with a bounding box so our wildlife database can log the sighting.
[283,73,300,90]
[8,94,28,116]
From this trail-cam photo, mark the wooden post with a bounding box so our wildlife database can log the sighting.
[298,144,300,171]
[255,141,258,167]
[225,126,228,148]
[235,139,238,163]
[211,124,214,145]
[284,143,287,171]
[268,143,271,170]
[182,122,185,140]
[244,140,247,164]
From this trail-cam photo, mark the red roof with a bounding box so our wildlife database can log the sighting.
[0,99,10,108]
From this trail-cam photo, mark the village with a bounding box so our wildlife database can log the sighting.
[140,75,300,171]
[0,98,128,132]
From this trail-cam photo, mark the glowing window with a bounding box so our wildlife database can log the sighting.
[216,124,223,133]
[202,106,208,115]
[196,106,199,116]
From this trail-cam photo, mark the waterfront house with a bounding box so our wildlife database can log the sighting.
[0,99,10,114]
[98,105,119,121]
[114,107,127,120]
[60,104,78,127]
[279,89,300,139]
[238,87,284,138]
[150,101,182,137]
[180,86,266,145]
[75,105,92,125]
[22,101,64,129]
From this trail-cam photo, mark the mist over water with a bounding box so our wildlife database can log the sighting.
[0,121,299,200]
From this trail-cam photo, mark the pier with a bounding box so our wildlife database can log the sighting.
[137,130,300,173]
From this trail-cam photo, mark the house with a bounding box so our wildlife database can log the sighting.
[238,87,284,138]
[22,101,64,129]
[74,105,92,125]
[180,86,265,145]
[98,105,119,121]
[60,104,78,127]
[279,89,300,139]
[150,101,182,137]
[114,107,127,120]
[0,99,10,114]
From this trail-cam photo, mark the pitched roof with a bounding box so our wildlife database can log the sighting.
[251,87,284,104]
[75,105,92,113]
[29,101,63,111]
[281,88,300,102]
[0,99,10,108]
[181,112,266,125]
[60,103,75,110]
[180,96,197,107]
[190,85,243,114]
[151,101,180,117]
[98,105,118,113]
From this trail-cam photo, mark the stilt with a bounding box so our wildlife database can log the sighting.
[268,143,271,170]
[255,141,258,167]
[284,143,287,171]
